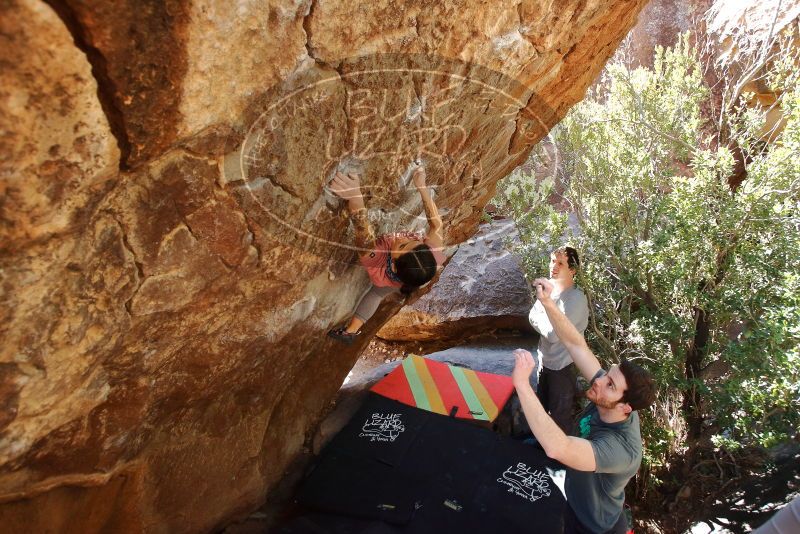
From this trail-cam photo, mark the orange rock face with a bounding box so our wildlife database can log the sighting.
[0,0,647,531]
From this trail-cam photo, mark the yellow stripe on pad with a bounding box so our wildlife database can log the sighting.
[463,369,499,420]
[411,355,447,415]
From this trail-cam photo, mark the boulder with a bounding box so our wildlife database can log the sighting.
[378,219,533,341]
[707,0,800,141]
[0,0,649,531]
[620,0,703,69]
[619,0,800,142]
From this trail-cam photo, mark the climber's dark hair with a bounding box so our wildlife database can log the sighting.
[395,244,438,295]
[619,359,657,411]
[554,246,580,271]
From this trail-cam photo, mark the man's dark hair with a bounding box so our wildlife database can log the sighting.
[554,246,580,271]
[619,360,656,411]
[395,244,437,295]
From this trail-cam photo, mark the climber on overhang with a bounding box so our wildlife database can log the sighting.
[327,165,446,345]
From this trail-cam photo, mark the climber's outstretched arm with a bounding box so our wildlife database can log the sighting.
[412,166,444,248]
[512,349,597,471]
[330,172,377,251]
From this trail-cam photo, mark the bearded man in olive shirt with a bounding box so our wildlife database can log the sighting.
[512,278,656,534]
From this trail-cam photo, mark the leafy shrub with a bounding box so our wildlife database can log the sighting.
[497,35,800,478]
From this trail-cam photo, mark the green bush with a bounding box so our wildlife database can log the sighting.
[498,35,800,476]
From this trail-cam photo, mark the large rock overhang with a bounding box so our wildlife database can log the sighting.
[0,0,648,531]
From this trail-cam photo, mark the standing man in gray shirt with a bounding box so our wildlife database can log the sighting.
[513,278,656,533]
[528,246,589,433]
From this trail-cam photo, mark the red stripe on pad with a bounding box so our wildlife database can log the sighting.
[424,358,474,419]
[370,363,416,407]
[477,372,515,413]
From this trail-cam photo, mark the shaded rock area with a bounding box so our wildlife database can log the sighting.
[378,219,533,341]
[0,0,649,531]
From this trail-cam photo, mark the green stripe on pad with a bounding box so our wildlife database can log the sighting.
[402,356,431,411]
[449,366,490,420]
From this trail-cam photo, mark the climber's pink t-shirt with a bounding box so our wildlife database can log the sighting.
[360,231,446,288]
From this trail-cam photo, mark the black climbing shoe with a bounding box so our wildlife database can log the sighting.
[327,325,361,345]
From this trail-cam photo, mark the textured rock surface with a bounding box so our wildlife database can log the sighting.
[620,0,800,142]
[709,0,800,69]
[378,219,533,341]
[0,0,120,248]
[707,0,800,140]
[620,0,698,68]
[0,0,647,531]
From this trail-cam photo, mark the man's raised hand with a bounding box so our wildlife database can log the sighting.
[512,348,537,387]
[330,172,363,200]
[533,277,554,302]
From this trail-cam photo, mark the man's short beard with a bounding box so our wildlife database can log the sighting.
[594,398,622,410]
[586,387,621,410]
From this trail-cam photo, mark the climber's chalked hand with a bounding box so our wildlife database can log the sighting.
[330,171,363,200]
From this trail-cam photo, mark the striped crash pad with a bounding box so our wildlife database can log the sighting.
[370,355,514,422]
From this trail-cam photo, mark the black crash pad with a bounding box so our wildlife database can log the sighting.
[293,393,566,533]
